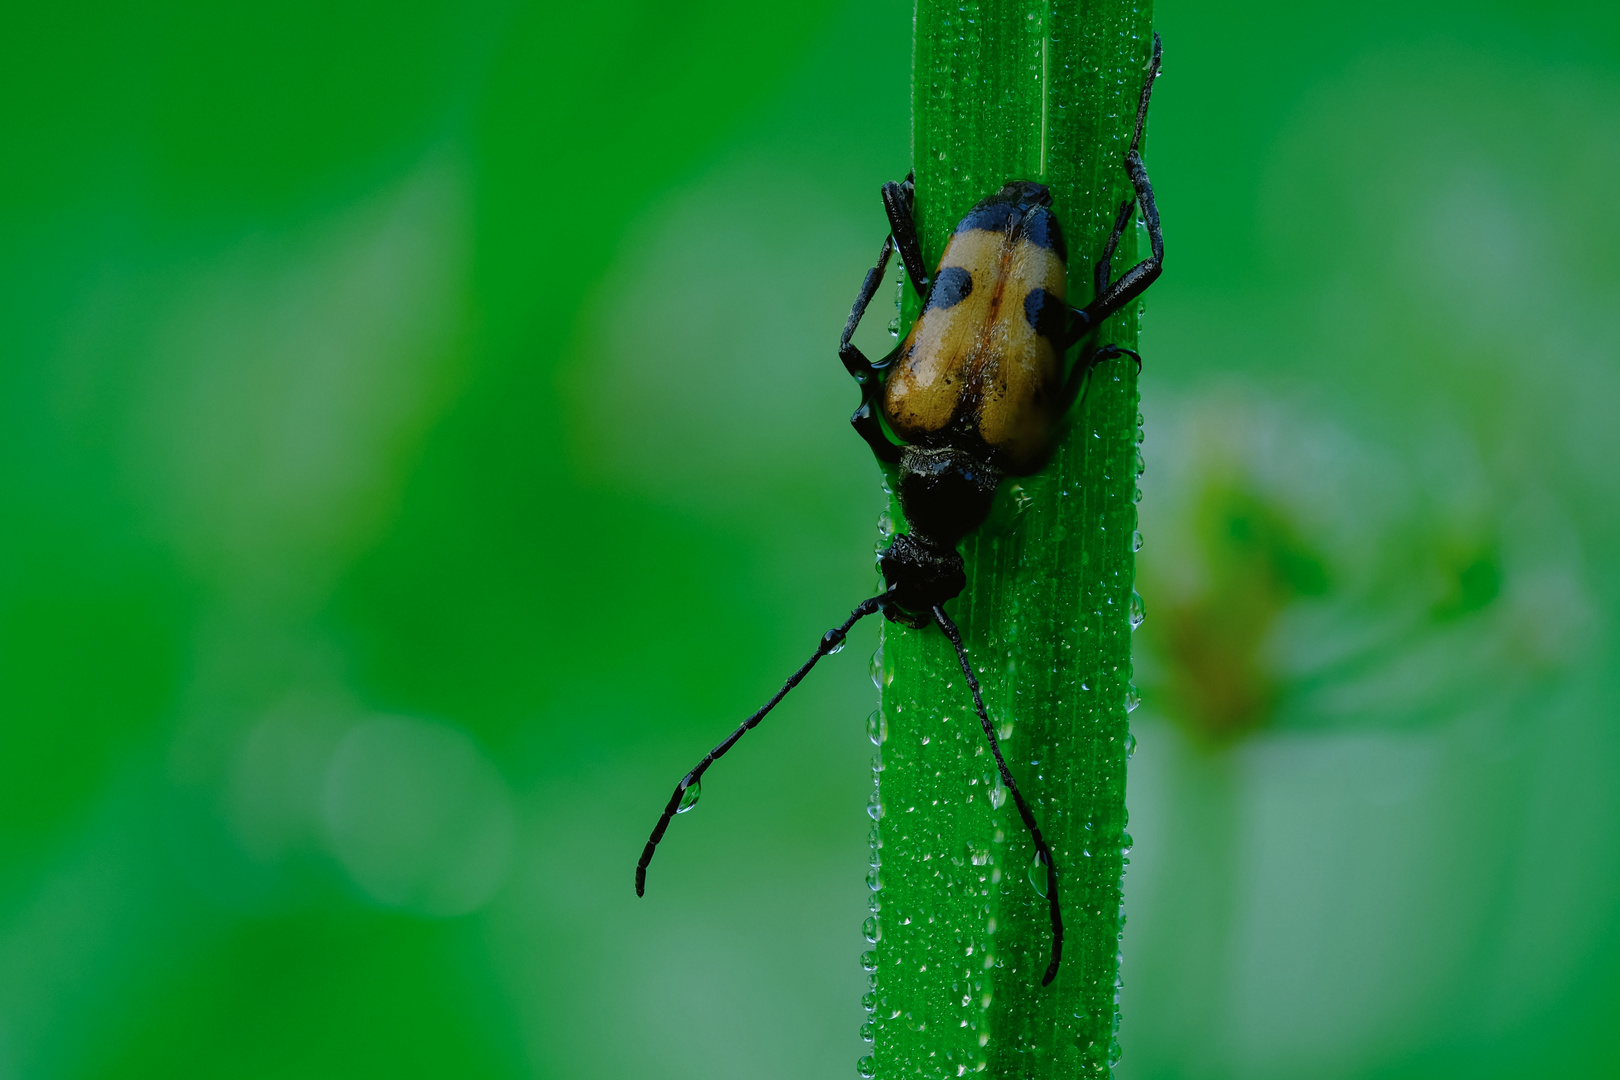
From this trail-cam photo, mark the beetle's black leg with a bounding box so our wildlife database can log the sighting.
[1059,342,1142,417]
[838,233,896,380]
[1093,193,1142,307]
[882,172,930,299]
[636,590,894,897]
[840,172,928,378]
[1062,196,1132,350]
[933,605,1065,987]
[840,178,924,465]
[852,400,903,464]
[837,233,904,464]
[1072,33,1164,341]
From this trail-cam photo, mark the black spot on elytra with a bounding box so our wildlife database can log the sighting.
[1022,207,1068,264]
[954,181,1054,237]
[1023,287,1065,343]
[956,200,1018,234]
[926,266,974,311]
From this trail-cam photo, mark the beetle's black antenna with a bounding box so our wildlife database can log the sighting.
[932,605,1065,986]
[636,591,893,897]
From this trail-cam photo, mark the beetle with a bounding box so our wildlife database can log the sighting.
[637,35,1164,988]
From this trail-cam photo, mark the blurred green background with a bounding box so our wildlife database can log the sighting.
[2,0,1617,1077]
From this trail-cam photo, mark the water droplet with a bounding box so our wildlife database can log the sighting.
[1124,731,1137,759]
[867,790,884,821]
[1125,684,1141,713]
[676,780,701,813]
[860,949,878,972]
[870,647,884,689]
[867,709,885,746]
[823,627,847,654]
[1029,849,1050,897]
[860,1019,875,1042]
[988,781,1007,810]
[1009,483,1034,513]
[886,314,901,338]
[966,842,990,866]
[864,915,881,943]
[1129,591,1146,631]
[1121,831,1134,855]
[857,1054,877,1078]
[1135,450,1146,476]
[877,510,896,539]
[1134,486,1144,504]
[866,867,883,891]
[862,990,877,1012]
[1132,529,1144,552]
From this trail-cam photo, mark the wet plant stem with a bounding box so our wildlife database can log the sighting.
[863,1,1153,1076]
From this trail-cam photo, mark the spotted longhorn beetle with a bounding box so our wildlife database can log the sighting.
[638,35,1164,988]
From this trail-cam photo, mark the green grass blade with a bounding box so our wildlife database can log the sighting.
[864,2,1155,1076]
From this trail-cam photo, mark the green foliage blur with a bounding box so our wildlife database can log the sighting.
[1,0,1616,1077]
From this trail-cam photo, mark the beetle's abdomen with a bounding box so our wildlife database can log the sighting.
[882,191,1068,476]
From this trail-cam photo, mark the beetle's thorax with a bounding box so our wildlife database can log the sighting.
[896,445,1001,548]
